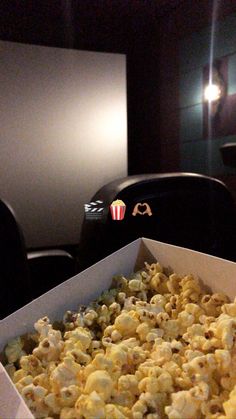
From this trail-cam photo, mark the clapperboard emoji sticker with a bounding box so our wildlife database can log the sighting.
[84,200,104,220]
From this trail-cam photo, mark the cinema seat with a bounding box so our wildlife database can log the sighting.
[79,173,236,270]
[0,199,76,318]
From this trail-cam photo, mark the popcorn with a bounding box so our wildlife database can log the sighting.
[135,359,157,381]
[139,372,173,394]
[20,355,43,376]
[150,272,169,294]
[215,350,231,374]
[50,357,81,392]
[133,392,167,419]
[223,387,236,418]
[112,389,136,408]
[114,311,140,336]
[145,262,163,275]
[150,294,167,307]
[111,329,122,342]
[127,345,148,367]
[178,310,195,331]
[75,391,105,418]
[83,309,98,327]
[106,343,128,368]
[44,392,61,415]
[222,298,236,317]
[60,385,81,407]
[32,373,51,390]
[201,294,229,317]
[21,383,49,418]
[63,310,84,330]
[162,360,182,382]
[64,327,92,352]
[167,273,181,294]
[136,322,152,341]
[118,374,139,395]
[13,368,28,384]
[68,348,91,365]
[97,304,111,329]
[165,295,181,318]
[201,396,225,418]
[4,363,16,380]
[4,261,236,419]
[162,319,180,341]
[60,407,78,419]
[84,353,113,378]
[128,279,146,292]
[190,381,209,400]
[132,398,148,419]
[151,340,173,365]
[182,354,217,383]
[5,337,26,363]
[84,370,113,401]
[174,372,192,390]
[15,374,33,389]
[146,328,164,342]
[109,302,121,315]
[34,316,51,337]
[105,403,128,418]
[33,329,64,363]
[214,314,236,350]
[165,389,202,419]
[117,292,126,305]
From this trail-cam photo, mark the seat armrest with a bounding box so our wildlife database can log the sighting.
[27,249,74,260]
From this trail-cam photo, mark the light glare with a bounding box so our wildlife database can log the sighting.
[204,83,221,102]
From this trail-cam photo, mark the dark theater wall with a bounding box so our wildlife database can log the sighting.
[157,0,236,200]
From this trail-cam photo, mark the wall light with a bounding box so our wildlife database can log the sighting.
[203,65,226,117]
[204,83,221,102]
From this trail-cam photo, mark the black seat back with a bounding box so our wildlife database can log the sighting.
[0,199,32,318]
[79,173,236,269]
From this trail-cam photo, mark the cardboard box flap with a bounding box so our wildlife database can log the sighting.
[0,238,142,352]
[0,363,34,419]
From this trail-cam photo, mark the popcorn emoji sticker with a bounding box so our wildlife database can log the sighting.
[110,199,126,220]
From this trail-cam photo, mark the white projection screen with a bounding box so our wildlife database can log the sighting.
[0,41,127,248]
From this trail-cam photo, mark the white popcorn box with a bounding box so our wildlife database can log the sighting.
[1,237,236,418]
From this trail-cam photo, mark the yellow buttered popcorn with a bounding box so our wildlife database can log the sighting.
[21,383,49,418]
[105,403,129,419]
[5,336,26,364]
[222,386,236,418]
[118,374,139,395]
[165,387,203,419]
[4,260,236,418]
[84,370,113,401]
[114,311,140,337]
[59,385,81,407]
[50,357,81,392]
[75,390,105,418]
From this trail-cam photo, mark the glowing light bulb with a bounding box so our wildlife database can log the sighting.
[204,83,221,102]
